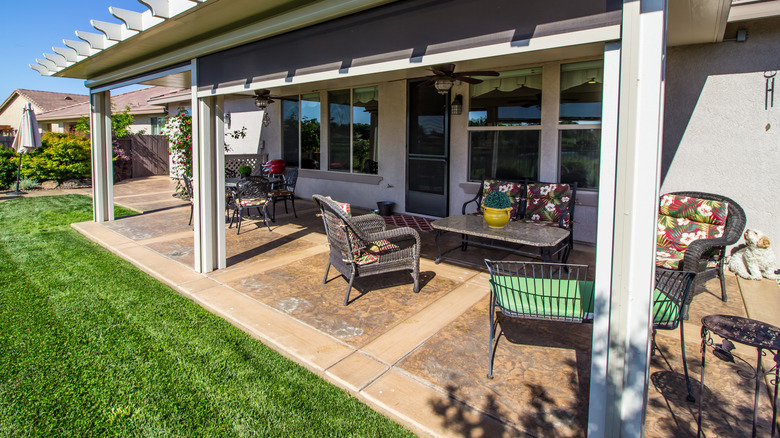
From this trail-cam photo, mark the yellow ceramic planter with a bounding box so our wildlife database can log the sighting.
[482,205,512,228]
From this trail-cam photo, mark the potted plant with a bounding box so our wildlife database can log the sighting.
[482,190,513,228]
[237,165,252,178]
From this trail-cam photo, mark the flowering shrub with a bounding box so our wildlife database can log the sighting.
[162,108,192,179]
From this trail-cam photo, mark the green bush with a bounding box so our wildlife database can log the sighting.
[0,147,20,189]
[22,132,91,182]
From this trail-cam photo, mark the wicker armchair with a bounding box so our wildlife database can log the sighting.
[313,194,421,306]
[655,191,746,313]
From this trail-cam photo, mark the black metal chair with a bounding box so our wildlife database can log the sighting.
[518,181,577,262]
[228,179,272,234]
[484,260,593,379]
[270,167,298,219]
[313,194,421,306]
[183,174,194,226]
[652,269,697,402]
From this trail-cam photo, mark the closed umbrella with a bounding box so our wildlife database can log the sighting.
[7,103,42,195]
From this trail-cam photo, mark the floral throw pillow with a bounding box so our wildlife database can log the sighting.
[657,195,728,252]
[481,180,523,219]
[523,183,572,226]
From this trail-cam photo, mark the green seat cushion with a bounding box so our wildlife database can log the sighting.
[652,288,681,326]
[489,276,594,321]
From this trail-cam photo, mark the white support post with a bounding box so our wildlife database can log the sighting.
[90,90,113,222]
[587,41,621,437]
[191,65,226,273]
[596,1,668,436]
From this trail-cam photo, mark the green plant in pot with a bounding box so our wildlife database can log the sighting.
[237,165,252,178]
[482,189,513,228]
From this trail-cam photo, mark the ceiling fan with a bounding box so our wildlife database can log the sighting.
[420,64,500,94]
[253,89,279,109]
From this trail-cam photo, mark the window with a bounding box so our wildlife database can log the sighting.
[559,61,603,189]
[468,68,542,180]
[281,94,321,169]
[328,86,379,174]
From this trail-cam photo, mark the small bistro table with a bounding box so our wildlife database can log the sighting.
[698,314,780,437]
[431,215,571,266]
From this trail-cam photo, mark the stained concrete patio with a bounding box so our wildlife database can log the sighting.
[21,176,779,437]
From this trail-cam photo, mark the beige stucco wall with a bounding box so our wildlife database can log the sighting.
[663,17,780,260]
[0,96,44,135]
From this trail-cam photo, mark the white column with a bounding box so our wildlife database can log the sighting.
[587,41,621,436]
[191,69,226,272]
[596,1,668,436]
[90,90,113,222]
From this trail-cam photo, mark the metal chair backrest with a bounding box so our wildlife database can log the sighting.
[485,260,594,323]
[182,174,194,199]
[235,179,270,203]
[283,168,298,191]
[653,269,695,330]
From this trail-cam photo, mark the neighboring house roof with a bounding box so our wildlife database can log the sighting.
[37,86,186,121]
[0,89,89,115]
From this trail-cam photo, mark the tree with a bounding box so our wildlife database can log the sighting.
[73,104,139,138]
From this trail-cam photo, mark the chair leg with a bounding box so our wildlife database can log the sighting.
[679,323,695,402]
[487,309,498,379]
[322,263,331,284]
[236,208,242,234]
[343,275,355,306]
[188,203,193,226]
[411,269,420,293]
[261,204,271,231]
[283,198,289,214]
[290,196,297,218]
[718,259,728,302]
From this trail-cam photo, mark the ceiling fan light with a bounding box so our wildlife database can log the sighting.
[434,78,453,95]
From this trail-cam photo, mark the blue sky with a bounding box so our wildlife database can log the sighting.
[1,0,147,101]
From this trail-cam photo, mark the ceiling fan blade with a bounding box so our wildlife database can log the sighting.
[455,70,500,77]
[417,78,437,86]
[430,63,455,76]
[458,77,483,84]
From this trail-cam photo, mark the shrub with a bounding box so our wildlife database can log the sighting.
[237,165,251,176]
[22,133,91,181]
[483,189,512,209]
[18,177,40,190]
[0,147,20,189]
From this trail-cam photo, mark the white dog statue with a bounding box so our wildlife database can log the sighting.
[728,229,780,282]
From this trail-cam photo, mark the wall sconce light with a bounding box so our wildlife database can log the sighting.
[224,112,231,128]
[451,94,463,115]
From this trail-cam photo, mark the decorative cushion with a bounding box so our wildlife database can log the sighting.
[655,247,685,270]
[657,195,728,253]
[524,184,572,227]
[481,180,523,219]
[369,239,400,254]
[238,198,267,207]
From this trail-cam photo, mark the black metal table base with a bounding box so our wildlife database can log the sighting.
[697,314,780,438]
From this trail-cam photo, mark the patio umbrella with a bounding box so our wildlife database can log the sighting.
[7,103,42,195]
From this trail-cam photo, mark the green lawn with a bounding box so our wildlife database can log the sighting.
[0,195,412,437]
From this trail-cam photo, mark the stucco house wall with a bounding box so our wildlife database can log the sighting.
[663,16,780,260]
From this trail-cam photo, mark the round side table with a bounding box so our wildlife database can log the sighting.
[698,314,780,437]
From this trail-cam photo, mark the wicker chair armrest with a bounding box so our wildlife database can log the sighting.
[462,191,482,215]
[364,226,421,249]
[351,213,387,234]
[681,238,726,272]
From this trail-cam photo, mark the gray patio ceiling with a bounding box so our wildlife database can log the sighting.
[31,0,733,91]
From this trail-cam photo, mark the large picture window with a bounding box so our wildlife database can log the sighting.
[559,61,603,189]
[328,87,379,174]
[468,68,542,180]
[280,93,323,170]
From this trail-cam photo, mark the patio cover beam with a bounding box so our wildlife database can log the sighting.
[90,91,113,222]
[588,0,668,436]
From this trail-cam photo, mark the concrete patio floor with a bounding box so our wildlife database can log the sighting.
[16,176,779,437]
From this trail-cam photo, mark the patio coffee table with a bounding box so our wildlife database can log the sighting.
[431,215,571,266]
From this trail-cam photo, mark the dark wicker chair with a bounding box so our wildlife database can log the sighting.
[313,194,421,306]
[652,269,697,402]
[183,174,195,226]
[228,179,272,234]
[270,167,298,219]
[656,191,746,314]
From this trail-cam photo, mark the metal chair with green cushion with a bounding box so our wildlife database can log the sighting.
[652,269,697,402]
[484,260,594,379]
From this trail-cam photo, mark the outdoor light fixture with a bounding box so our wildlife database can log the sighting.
[254,96,271,110]
[434,78,454,95]
[451,94,463,115]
